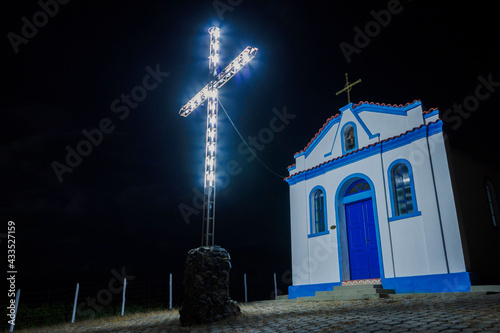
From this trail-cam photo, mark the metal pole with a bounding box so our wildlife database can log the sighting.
[9,289,20,332]
[244,273,247,303]
[121,278,127,316]
[274,273,277,300]
[169,273,173,310]
[71,283,79,323]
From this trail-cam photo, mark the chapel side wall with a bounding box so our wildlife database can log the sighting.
[289,181,310,286]
[427,131,466,273]
[381,138,449,278]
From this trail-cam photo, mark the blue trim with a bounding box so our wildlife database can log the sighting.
[428,119,443,136]
[423,109,439,119]
[334,174,385,281]
[308,230,329,238]
[288,282,341,299]
[342,190,372,204]
[324,120,342,158]
[287,164,296,171]
[294,116,341,159]
[287,144,381,186]
[339,103,354,112]
[341,122,359,155]
[308,186,328,237]
[388,211,422,222]
[381,126,427,152]
[289,272,472,298]
[352,100,422,115]
[352,111,380,140]
[381,272,471,293]
[387,159,421,221]
[344,179,371,196]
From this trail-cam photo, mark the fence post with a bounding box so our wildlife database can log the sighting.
[121,278,127,316]
[244,273,247,303]
[148,280,151,307]
[169,273,172,310]
[71,283,79,323]
[9,289,20,332]
[274,273,277,300]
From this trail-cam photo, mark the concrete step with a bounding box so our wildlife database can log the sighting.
[334,284,383,290]
[470,285,500,293]
[295,283,396,302]
[300,293,389,301]
[317,288,394,297]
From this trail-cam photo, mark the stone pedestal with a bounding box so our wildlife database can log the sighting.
[180,246,240,326]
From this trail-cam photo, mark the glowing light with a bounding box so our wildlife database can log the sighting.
[208,129,216,140]
[242,52,250,63]
[209,115,216,126]
[178,25,257,247]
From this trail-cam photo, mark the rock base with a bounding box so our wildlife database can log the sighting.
[179,246,240,326]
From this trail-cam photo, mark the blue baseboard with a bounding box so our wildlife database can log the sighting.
[288,272,472,298]
[288,282,341,299]
[381,272,472,293]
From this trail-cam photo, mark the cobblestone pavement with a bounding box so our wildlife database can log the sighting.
[40,293,500,332]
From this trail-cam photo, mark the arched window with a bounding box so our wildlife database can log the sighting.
[388,160,420,221]
[309,187,328,237]
[342,123,357,153]
[485,179,498,227]
[345,179,371,196]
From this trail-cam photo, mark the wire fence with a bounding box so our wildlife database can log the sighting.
[3,271,290,331]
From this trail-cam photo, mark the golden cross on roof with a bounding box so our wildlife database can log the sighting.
[335,73,362,104]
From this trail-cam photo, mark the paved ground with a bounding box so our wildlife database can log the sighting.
[25,293,500,332]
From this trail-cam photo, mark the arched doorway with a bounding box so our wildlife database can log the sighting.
[336,175,383,281]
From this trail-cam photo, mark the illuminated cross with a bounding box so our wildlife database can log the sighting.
[179,27,258,247]
[335,73,362,104]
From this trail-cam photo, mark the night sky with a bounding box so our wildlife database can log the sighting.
[2,0,500,304]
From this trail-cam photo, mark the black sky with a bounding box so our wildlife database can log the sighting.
[2,0,500,303]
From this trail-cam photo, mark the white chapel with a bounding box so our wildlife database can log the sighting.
[285,99,500,298]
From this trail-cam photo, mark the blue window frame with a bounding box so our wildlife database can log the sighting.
[345,179,371,196]
[388,159,421,221]
[309,186,329,237]
[341,122,358,154]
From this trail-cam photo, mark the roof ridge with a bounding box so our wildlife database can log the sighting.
[422,107,439,115]
[352,99,421,109]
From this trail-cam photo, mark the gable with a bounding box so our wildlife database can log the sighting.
[289,100,439,177]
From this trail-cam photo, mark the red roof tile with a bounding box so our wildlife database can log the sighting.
[293,113,340,156]
[352,99,421,109]
[293,100,435,158]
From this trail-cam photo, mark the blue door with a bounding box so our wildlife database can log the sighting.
[345,198,380,280]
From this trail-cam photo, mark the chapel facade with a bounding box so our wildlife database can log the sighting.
[285,100,500,298]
